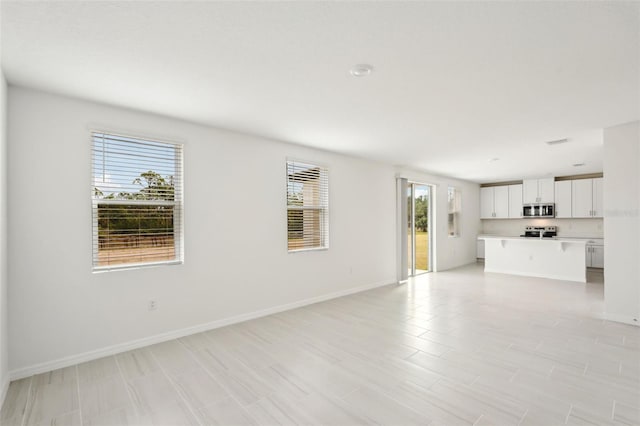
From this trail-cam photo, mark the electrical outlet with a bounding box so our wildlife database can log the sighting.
[148,299,158,311]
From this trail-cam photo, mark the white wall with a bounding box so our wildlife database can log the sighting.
[0,66,9,401]
[394,168,481,272]
[6,86,479,375]
[481,218,604,238]
[603,121,639,326]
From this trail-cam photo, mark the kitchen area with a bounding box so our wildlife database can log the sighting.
[477,175,604,283]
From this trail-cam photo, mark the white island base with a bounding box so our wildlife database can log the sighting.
[480,237,587,283]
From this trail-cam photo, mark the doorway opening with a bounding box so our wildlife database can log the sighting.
[407,183,432,276]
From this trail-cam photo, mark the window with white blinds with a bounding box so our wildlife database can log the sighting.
[91,132,183,270]
[286,160,329,251]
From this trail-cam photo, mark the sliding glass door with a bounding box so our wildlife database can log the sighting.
[407,183,431,276]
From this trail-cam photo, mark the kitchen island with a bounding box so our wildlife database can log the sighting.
[479,236,587,283]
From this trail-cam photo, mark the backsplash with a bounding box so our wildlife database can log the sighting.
[481,218,604,238]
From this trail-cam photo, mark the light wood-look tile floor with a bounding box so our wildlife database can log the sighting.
[2,264,639,425]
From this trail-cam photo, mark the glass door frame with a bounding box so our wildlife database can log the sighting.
[408,181,433,277]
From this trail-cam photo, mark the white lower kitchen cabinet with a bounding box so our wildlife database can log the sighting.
[480,236,587,282]
[586,244,604,268]
[477,239,485,259]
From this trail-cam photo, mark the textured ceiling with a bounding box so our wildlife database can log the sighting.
[2,1,638,182]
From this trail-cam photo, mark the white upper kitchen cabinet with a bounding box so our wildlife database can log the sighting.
[538,178,555,203]
[480,187,494,219]
[508,184,523,218]
[523,179,538,204]
[480,186,509,219]
[554,180,572,218]
[572,178,603,218]
[494,186,509,218]
[592,177,603,217]
[523,178,555,203]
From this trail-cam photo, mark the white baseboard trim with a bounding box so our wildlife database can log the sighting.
[604,312,640,327]
[0,373,9,410]
[9,278,394,381]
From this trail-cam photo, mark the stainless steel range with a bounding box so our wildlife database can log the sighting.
[520,226,557,238]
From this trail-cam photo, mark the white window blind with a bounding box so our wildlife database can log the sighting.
[286,160,329,251]
[91,132,183,270]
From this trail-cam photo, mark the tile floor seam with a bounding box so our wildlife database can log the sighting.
[611,400,616,420]
[19,377,32,426]
[472,413,484,426]
[113,351,143,423]
[75,364,84,426]
[508,368,520,382]
[516,408,529,426]
[564,404,573,424]
[147,344,204,426]
[176,336,257,421]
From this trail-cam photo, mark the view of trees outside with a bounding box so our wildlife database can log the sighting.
[94,170,177,266]
[92,132,181,268]
[408,191,429,272]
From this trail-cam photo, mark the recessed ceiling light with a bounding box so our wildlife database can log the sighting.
[350,64,373,77]
[572,162,585,167]
[546,138,569,146]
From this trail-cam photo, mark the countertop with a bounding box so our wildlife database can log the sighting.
[478,235,603,244]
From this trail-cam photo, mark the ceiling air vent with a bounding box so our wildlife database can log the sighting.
[545,138,569,146]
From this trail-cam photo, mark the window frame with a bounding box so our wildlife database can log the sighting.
[447,186,461,238]
[286,159,329,253]
[90,130,184,272]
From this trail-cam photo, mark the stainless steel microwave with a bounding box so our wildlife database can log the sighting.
[522,203,555,218]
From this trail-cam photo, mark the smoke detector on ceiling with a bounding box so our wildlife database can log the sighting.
[350,64,373,77]
[546,138,569,146]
